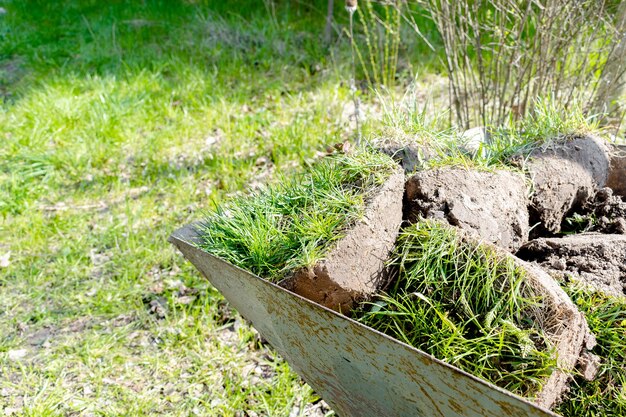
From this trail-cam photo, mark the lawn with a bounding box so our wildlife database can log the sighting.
[0,1,436,415]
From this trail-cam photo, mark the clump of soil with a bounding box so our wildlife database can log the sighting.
[282,168,405,312]
[606,144,626,198]
[377,140,434,173]
[405,168,529,251]
[524,136,610,235]
[583,187,626,234]
[517,233,626,298]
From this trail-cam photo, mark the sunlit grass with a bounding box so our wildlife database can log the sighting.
[0,1,358,415]
[197,148,397,281]
[358,221,557,398]
[375,92,604,172]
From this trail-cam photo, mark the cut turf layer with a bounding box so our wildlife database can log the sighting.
[357,221,592,409]
[555,284,626,417]
[197,148,402,310]
[405,167,530,252]
[280,167,404,311]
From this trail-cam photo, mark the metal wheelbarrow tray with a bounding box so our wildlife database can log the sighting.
[170,225,559,417]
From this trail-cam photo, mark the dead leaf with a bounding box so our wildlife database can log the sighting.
[175,295,196,305]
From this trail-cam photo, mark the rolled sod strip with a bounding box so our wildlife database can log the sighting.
[525,136,610,234]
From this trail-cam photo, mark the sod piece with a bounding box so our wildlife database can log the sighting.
[555,284,626,417]
[405,168,530,251]
[197,148,403,311]
[358,221,594,409]
[280,168,404,311]
[525,136,610,234]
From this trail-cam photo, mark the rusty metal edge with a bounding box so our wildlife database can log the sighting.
[170,224,561,417]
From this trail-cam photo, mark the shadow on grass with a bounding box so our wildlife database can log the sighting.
[1,0,336,96]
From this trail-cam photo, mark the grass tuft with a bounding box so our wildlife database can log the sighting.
[197,148,397,282]
[376,95,604,173]
[358,221,557,397]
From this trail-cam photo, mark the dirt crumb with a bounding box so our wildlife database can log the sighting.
[405,168,529,251]
[584,187,626,234]
[517,233,626,297]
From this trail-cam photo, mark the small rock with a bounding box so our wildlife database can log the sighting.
[460,126,490,156]
[7,349,27,361]
[0,251,10,268]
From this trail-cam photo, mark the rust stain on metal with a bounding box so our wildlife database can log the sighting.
[449,398,465,414]
[170,225,561,417]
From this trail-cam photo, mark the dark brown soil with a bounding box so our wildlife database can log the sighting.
[405,168,529,251]
[584,187,626,234]
[525,136,610,235]
[517,233,626,297]
[282,168,405,312]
